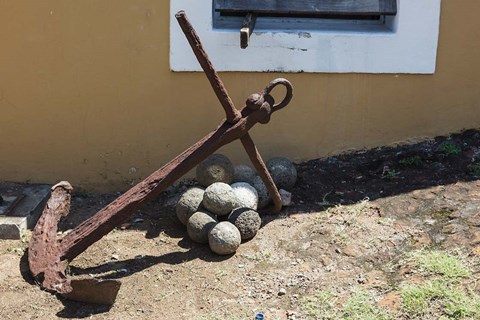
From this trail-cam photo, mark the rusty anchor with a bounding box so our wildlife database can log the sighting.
[27,11,293,305]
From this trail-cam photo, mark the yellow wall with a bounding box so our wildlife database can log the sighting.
[1,1,479,191]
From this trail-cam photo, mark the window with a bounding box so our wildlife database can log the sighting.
[170,0,441,74]
[215,0,397,18]
[214,0,398,48]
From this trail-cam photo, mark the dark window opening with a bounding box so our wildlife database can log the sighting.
[215,0,397,19]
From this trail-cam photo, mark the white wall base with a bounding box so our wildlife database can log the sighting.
[170,0,441,74]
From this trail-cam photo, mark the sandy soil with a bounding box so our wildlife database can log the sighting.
[1,129,480,319]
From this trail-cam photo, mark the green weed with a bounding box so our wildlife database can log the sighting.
[342,289,393,320]
[399,155,423,167]
[400,280,480,319]
[302,290,338,319]
[439,140,461,155]
[467,163,480,176]
[409,250,471,279]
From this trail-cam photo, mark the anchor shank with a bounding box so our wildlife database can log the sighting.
[175,11,241,124]
[59,107,269,262]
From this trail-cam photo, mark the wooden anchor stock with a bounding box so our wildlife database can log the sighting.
[27,11,293,304]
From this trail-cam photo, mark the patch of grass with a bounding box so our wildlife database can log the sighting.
[439,140,461,155]
[409,250,471,279]
[301,289,393,320]
[399,155,423,167]
[400,279,480,319]
[400,249,480,319]
[342,289,394,320]
[467,163,480,176]
[302,290,338,319]
[383,168,401,179]
[193,314,246,320]
[433,207,455,220]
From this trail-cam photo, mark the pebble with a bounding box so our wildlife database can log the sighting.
[279,189,292,206]
[278,288,286,296]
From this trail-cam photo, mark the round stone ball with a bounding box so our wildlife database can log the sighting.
[252,176,271,209]
[231,182,258,210]
[233,164,256,184]
[176,187,205,225]
[196,153,234,187]
[266,157,297,190]
[228,208,261,240]
[203,182,236,216]
[208,221,241,255]
[187,211,218,244]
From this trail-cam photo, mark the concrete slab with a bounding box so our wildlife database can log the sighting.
[0,183,51,240]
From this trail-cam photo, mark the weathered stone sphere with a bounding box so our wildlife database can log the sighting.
[176,187,204,225]
[252,176,271,209]
[208,221,241,255]
[187,211,217,244]
[231,182,258,210]
[228,208,261,240]
[196,153,234,187]
[233,165,256,184]
[203,182,236,216]
[266,157,297,190]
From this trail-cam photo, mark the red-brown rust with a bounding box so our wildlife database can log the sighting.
[28,181,73,294]
[28,10,294,303]
[175,11,241,124]
[241,134,283,213]
[59,103,276,262]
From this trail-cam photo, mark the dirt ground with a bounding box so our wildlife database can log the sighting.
[1,129,480,319]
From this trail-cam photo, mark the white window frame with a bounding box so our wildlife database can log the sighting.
[170,0,442,74]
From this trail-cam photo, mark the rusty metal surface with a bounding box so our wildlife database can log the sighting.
[27,10,293,304]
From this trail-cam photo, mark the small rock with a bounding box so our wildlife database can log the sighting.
[357,273,367,284]
[203,182,236,216]
[320,256,333,267]
[278,288,286,296]
[279,189,292,206]
[196,153,234,187]
[233,165,256,184]
[111,254,119,260]
[424,219,436,226]
[442,223,466,234]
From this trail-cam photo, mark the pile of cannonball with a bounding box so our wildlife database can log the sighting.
[176,153,297,255]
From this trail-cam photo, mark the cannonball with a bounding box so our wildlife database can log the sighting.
[176,187,205,225]
[196,153,234,187]
[233,165,256,184]
[252,176,271,209]
[231,182,258,210]
[203,182,236,216]
[266,157,297,190]
[208,221,241,255]
[187,211,217,244]
[228,208,261,240]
